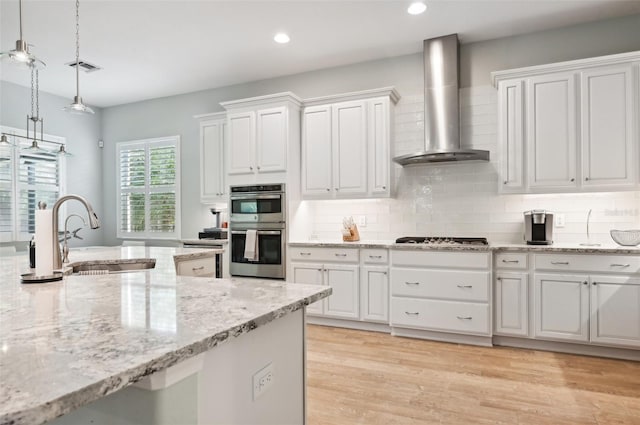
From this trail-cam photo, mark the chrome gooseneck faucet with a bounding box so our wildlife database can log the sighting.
[52,194,100,269]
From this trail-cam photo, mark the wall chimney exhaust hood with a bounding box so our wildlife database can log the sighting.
[393,34,490,166]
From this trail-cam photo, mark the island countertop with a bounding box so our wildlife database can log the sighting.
[0,246,330,425]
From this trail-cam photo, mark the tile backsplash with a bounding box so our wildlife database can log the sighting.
[295,86,640,244]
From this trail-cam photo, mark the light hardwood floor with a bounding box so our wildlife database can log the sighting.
[306,325,640,425]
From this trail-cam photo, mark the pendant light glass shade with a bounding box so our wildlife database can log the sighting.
[65,0,94,115]
[22,139,46,153]
[57,144,73,156]
[64,96,94,115]
[0,134,14,146]
[0,0,46,69]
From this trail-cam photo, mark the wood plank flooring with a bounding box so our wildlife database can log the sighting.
[306,325,640,425]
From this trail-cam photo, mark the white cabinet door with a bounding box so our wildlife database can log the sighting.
[227,111,255,175]
[495,272,528,336]
[581,65,635,188]
[527,73,577,189]
[256,106,287,173]
[302,106,333,196]
[200,119,226,202]
[534,273,589,342]
[291,263,325,315]
[498,79,525,192]
[368,98,390,196]
[590,276,640,348]
[332,100,367,196]
[324,264,359,319]
[360,266,389,323]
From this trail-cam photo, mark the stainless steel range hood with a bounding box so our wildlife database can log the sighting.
[393,34,490,166]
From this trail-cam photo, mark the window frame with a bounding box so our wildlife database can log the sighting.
[0,126,67,243]
[116,135,181,240]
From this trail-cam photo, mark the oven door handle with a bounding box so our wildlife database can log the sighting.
[231,230,282,236]
[230,194,282,200]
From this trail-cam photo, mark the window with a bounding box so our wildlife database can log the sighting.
[0,126,66,242]
[116,136,181,240]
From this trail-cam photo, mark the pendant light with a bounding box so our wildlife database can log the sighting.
[0,134,13,147]
[23,67,46,153]
[0,0,46,69]
[64,0,94,115]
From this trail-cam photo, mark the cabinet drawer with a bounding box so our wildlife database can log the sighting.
[176,257,216,277]
[391,298,490,335]
[362,249,388,264]
[391,268,489,302]
[289,246,358,263]
[535,254,640,274]
[392,250,490,269]
[495,253,528,270]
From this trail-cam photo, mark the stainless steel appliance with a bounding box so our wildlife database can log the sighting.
[393,34,490,165]
[524,210,554,245]
[395,236,488,246]
[229,184,286,279]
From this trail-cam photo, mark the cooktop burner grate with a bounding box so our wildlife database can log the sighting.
[395,236,488,245]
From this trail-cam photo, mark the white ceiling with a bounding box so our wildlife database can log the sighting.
[1,0,639,108]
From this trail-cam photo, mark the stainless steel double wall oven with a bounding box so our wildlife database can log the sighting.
[229,184,286,279]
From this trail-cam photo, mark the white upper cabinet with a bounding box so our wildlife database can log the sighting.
[301,88,399,199]
[580,64,635,188]
[221,92,302,185]
[227,111,255,175]
[302,105,333,196]
[196,112,227,203]
[332,100,368,196]
[493,51,640,194]
[498,79,525,192]
[527,73,577,189]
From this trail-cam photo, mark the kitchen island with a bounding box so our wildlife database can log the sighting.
[0,246,330,425]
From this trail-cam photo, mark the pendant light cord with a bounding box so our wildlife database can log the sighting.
[75,0,80,99]
[19,0,23,41]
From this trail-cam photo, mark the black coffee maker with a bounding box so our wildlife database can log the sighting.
[524,210,554,245]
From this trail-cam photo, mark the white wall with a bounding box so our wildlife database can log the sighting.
[299,88,640,244]
[97,13,640,245]
[0,81,104,249]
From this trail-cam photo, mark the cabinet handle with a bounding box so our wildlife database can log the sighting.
[369,255,382,259]
[502,259,519,263]
[551,261,569,265]
[585,177,589,181]
[610,263,630,268]
[383,271,387,275]
[457,285,473,289]
[570,178,575,182]
[382,185,386,190]
[249,166,253,170]
[300,252,311,256]
[192,266,205,271]
[496,277,502,281]
[335,188,339,191]
[317,268,322,272]
[405,281,420,285]
[456,316,473,320]
[326,188,330,192]
[405,311,419,316]
[583,281,588,285]
[334,253,347,257]
[592,281,597,285]
[503,181,507,185]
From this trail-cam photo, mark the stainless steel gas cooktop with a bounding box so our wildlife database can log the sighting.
[395,236,489,245]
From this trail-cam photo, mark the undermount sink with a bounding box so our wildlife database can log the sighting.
[70,259,156,275]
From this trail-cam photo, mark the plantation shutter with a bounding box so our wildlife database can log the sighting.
[0,146,13,242]
[117,137,180,239]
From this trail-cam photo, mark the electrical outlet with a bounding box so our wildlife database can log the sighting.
[555,213,565,228]
[252,362,274,401]
[358,215,367,227]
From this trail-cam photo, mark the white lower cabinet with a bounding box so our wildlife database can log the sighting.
[289,248,359,319]
[360,266,389,323]
[590,276,640,348]
[390,250,492,339]
[495,272,528,337]
[534,273,590,342]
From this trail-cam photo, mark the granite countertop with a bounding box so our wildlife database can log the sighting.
[0,246,330,425]
[288,240,640,255]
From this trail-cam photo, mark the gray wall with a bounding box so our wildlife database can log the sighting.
[0,80,104,248]
[100,12,640,244]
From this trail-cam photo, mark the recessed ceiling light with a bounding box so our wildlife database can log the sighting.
[407,2,427,15]
[274,33,290,44]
